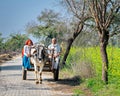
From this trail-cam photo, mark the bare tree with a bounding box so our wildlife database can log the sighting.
[62,0,89,64]
[87,0,120,84]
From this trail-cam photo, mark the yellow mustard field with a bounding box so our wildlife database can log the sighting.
[66,46,120,84]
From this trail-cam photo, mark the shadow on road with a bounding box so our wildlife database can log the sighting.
[0,65,22,71]
[46,75,82,86]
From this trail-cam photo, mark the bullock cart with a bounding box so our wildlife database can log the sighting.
[22,45,59,82]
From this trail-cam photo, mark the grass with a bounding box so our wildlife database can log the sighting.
[73,89,85,96]
[60,46,120,96]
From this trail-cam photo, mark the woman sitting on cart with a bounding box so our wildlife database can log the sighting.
[22,39,33,69]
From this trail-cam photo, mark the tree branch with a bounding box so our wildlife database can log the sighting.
[66,0,81,19]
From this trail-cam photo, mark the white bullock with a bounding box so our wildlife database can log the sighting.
[30,44,47,84]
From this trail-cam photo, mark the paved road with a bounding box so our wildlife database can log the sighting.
[0,56,73,96]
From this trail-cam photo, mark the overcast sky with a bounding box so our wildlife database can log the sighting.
[0,0,64,42]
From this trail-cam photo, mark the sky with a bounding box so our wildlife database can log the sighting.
[0,0,64,42]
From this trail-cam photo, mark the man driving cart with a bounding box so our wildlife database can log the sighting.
[48,38,61,71]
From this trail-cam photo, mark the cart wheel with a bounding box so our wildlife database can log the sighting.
[53,66,59,81]
[22,67,27,80]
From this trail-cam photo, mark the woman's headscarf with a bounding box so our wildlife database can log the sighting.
[25,39,33,45]
[22,39,33,57]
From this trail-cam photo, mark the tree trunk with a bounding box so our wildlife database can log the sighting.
[62,38,74,65]
[62,24,84,65]
[100,31,109,84]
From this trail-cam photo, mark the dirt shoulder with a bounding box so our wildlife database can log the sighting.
[0,52,20,64]
[47,75,79,95]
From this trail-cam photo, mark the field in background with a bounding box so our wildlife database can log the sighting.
[60,46,120,96]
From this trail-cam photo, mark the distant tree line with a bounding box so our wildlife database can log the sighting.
[0,33,28,54]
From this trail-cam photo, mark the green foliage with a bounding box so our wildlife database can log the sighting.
[37,9,60,26]
[62,46,120,95]
[65,47,96,78]
[73,89,85,96]
[0,33,4,45]
[26,9,65,45]
[107,47,120,84]
[86,78,105,92]
[0,33,5,52]
[94,84,120,96]
[3,33,28,52]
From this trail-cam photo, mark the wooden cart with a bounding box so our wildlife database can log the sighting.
[22,58,59,81]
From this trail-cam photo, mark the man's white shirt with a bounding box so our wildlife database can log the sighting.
[48,43,60,56]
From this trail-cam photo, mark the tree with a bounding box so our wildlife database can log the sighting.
[5,33,28,51]
[0,33,4,53]
[87,0,120,84]
[26,9,66,45]
[61,0,89,64]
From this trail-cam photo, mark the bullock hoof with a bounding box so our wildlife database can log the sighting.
[40,81,42,84]
[39,79,42,84]
[35,80,39,84]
